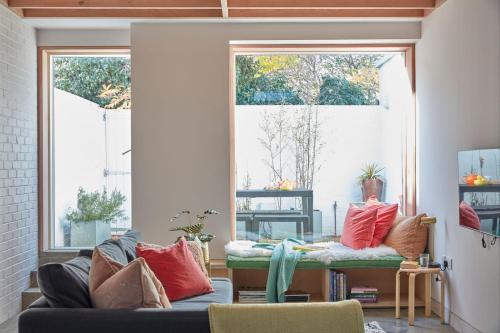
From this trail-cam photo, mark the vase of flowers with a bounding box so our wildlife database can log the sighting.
[169,209,219,265]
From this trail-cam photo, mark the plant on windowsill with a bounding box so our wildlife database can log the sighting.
[358,163,385,202]
[169,209,220,265]
[65,187,127,247]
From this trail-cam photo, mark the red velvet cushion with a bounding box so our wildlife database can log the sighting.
[136,238,213,301]
[340,205,378,249]
[459,201,481,230]
[370,204,399,247]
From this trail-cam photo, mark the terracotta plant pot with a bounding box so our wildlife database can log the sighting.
[361,179,384,201]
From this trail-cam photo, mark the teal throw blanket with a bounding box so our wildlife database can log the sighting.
[254,238,305,303]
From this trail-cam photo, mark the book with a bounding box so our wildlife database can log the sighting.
[400,261,419,269]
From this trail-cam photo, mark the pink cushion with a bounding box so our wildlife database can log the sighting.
[136,238,214,301]
[363,197,399,247]
[459,201,481,230]
[340,205,378,249]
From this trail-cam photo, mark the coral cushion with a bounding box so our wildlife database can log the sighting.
[340,206,378,250]
[370,204,399,247]
[459,201,481,230]
[137,240,209,277]
[136,238,214,301]
[384,214,428,260]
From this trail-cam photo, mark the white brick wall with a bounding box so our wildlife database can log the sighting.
[0,5,37,324]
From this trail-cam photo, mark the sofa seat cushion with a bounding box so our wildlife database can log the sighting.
[171,278,233,311]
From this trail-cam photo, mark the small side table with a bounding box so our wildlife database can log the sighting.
[395,267,446,326]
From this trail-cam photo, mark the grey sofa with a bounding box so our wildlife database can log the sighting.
[18,230,233,333]
[19,278,232,333]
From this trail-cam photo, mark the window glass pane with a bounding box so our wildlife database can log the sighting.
[51,55,131,248]
[235,53,411,242]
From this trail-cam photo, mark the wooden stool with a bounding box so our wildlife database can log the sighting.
[395,267,445,326]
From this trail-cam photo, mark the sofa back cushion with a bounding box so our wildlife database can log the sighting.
[37,256,93,308]
[383,214,428,260]
[38,229,139,308]
[119,229,142,261]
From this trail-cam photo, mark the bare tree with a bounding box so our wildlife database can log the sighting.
[258,107,290,186]
[258,107,291,209]
[236,168,253,211]
[283,55,326,189]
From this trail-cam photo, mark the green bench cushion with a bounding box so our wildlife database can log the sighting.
[226,255,404,270]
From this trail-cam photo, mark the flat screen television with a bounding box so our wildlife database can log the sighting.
[458,148,500,236]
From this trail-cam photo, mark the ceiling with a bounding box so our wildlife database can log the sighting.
[5,0,437,20]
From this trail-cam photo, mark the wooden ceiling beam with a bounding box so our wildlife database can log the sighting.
[8,0,221,8]
[229,8,425,17]
[22,8,223,18]
[1,0,23,16]
[227,0,435,9]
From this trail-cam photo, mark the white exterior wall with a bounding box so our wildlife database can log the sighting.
[0,5,38,324]
[52,89,131,247]
[235,105,404,237]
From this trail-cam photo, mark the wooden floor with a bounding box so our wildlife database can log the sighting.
[0,309,456,333]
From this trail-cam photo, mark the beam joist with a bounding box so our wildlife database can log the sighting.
[227,0,435,9]
[8,0,221,8]
[229,8,425,18]
[23,8,222,18]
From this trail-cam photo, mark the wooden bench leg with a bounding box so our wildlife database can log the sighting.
[395,270,401,319]
[408,273,416,326]
[425,272,431,316]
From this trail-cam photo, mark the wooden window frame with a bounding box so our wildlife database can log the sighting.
[228,44,416,240]
[37,46,130,252]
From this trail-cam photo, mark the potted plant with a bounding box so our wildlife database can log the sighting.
[358,163,385,202]
[66,187,127,247]
[170,209,219,265]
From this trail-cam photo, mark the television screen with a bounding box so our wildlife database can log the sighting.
[458,148,500,236]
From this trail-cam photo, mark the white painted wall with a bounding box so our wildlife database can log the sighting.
[131,22,421,258]
[0,5,38,324]
[416,0,500,332]
[37,29,130,46]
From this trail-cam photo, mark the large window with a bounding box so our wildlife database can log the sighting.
[231,46,415,243]
[40,49,131,249]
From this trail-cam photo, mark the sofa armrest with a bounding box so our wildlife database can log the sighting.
[19,308,210,333]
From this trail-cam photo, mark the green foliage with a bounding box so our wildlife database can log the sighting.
[235,54,382,106]
[318,77,369,105]
[65,188,127,223]
[53,57,130,109]
[235,56,301,105]
[358,163,385,184]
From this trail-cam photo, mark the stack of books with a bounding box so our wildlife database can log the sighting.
[238,289,311,303]
[329,270,347,302]
[284,291,310,303]
[350,287,378,303]
[238,289,267,303]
